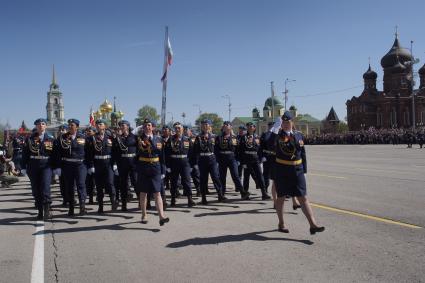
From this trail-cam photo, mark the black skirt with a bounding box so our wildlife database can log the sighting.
[273,163,306,197]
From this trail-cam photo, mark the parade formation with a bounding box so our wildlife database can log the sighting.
[2,111,325,234]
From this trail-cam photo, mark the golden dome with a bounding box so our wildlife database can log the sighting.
[118,110,124,118]
[94,110,103,118]
[100,99,113,113]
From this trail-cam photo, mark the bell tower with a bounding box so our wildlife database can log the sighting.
[46,65,65,126]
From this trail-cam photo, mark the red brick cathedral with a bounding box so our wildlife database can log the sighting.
[346,34,425,131]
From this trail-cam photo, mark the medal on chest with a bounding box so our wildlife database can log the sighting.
[278,134,296,159]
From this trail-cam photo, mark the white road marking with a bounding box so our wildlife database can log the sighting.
[31,221,44,283]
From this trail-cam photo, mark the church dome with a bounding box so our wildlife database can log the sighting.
[264,96,283,109]
[363,64,378,80]
[100,99,113,113]
[380,36,412,69]
[390,57,406,73]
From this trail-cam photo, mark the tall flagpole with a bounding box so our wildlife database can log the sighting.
[161,26,168,126]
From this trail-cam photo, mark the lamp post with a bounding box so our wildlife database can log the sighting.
[284,78,296,111]
[221,94,231,121]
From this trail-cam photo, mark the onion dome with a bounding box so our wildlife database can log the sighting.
[419,64,425,76]
[263,105,271,111]
[363,64,378,80]
[289,105,297,111]
[100,99,113,113]
[264,96,283,109]
[391,55,406,73]
[381,36,412,69]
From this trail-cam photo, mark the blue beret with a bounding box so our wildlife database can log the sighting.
[239,125,247,130]
[34,118,47,125]
[68,118,80,126]
[86,126,96,131]
[118,120,130,127]
[59,124,68,130]
[223,121,232,126]
[162,125,171,130]
[201,119,212,125]
[246,122,255,127]
[281,111,293,121]
[95,119,107,125]
[183,125,191,130]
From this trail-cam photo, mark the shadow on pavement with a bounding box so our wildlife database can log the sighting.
[166,230,314,248]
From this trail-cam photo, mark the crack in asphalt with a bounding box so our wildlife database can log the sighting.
[50,220,59,283]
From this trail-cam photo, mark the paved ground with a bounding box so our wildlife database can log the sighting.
[1,145,424,283]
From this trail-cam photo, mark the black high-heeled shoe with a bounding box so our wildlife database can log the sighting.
[310,226,325,235]
[159,217,170,226]
[278,225,289,233]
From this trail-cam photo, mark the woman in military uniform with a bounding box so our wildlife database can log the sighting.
[136,119,169,226]
[21,118,56,220]
[272,111,324,235]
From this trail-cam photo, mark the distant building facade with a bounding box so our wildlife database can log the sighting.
[232,96,321,136]
[346,34,425,131]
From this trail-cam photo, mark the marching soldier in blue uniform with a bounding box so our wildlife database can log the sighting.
[215,121,250,200]
[112,120,137,211]
[84,126,96,205]
[136,119,169,225]
[239,122,271,200]
[260,122,275,193]
[86,119,118,213]
[271,111,324,234]
[236,125,247,183]
[54,119,89,216]
[21,118,55,220]
[164,122,196,207]
[12,133,25,175]
[184,125,201,196]
[56,124,69,206]
[193,119,226,205]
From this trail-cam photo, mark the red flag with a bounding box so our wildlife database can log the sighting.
[89,108,95,126]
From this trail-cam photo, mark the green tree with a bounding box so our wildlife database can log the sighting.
[195,113,223,135]
[135,105,160,126]
[0,123,5,145]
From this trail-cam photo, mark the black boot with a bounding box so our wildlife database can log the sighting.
[170,197,176,207]
[121,200,127,211]
[187,195,196,207]
[201,194,208,205]
[195,188,201,197]
[261,188,271,200]
[218,194,228,203]
[98,199,104,214]
[43,203,52,220]
[68,203,75,216]
[111,196,118,211]
[36,206,43,220]
[79,203,86,216]
[88,195,94,205]
[241,191,250,200]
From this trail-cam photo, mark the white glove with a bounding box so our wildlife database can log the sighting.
[166,168,171,173]
[261,157,267,163]
[193,165,199,170]
[242,164,247,169]
[21,169,27,175]
[88,167,95,174]
[53,168,61,176]
[112,164,118,171]
[161,174,165,179]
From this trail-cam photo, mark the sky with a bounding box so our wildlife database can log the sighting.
[1,0,425,128]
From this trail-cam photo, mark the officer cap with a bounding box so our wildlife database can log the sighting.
[34,118,47,125]
[86,126,96,132]
[162,125,171,130]
[238,125,247,130]
[201,119,212,125]
[95,119,107,125]
[183,125,191,130]
[118,120,130,127]
[223,121,232,126]
[143,118,156,126]
[281,111,293,122]
[246,122,256,127]
[67,118,80,126]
